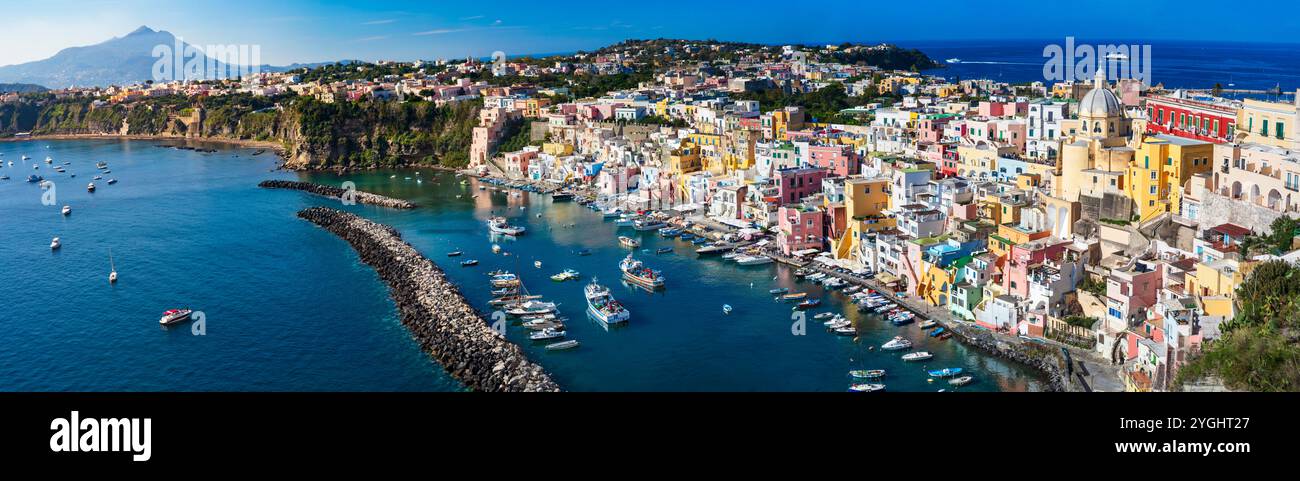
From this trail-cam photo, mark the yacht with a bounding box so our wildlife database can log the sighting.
[945,58,961,64]
[86,182,96,192]
[50,237,61,250]
[108,249,118,284]
[106,179,117,185]
[633,217,667,231]
[159,308,194,326]
[26,174,42,183]
[585,279,630,325]
[95,161,107,169]
[619,254,664,290]
[735,255,774,266]
[618,236,641,248]
[545,340,580,351]
[529,328,566,341]
[902,351,934,362]
[61,205,71,216]
[487,217,526,236]
[881,336,912,351]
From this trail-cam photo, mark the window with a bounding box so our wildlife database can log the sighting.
[1262,119,1269,136]
[1278,122,1286,140]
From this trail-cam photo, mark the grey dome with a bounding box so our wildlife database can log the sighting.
[1079,85,1122,118]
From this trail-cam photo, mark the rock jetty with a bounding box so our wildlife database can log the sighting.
[260,180,416,209]
[298,206,560,392]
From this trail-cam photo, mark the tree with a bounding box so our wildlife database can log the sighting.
[1212,82,1223,97]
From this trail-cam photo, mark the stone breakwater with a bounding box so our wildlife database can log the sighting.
[297,206,561,392]
[259,180,416,209]
[948,327,1069,392]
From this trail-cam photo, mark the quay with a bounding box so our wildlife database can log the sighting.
[298,206,560,392]
[259,180,417,209]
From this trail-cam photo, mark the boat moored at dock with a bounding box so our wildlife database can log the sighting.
[619,254,665,290]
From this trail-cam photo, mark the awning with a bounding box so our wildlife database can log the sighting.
[876,273,900,285]
[674,203,703,212]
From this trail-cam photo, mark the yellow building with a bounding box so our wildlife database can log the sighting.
[524,98,551,118]
[1185,258,1254,299]
[833,177,894,260]
[667,140,702,176]
[878,75,922,94]
[542,142,574,156]
[1239,96,1298,148]
[1128,134,1213,222]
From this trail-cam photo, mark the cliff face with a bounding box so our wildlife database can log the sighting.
[1,95,481,170]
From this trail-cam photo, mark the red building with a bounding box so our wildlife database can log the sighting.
[1145,94,1237,144]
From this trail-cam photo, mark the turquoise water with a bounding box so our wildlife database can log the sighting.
[0,139,1044,391]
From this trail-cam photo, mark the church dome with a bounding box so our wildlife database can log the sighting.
[1079,71,1122,118]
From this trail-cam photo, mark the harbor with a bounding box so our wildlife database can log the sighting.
[304,168,1049,391]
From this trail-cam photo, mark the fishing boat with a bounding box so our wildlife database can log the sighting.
[491,244,503,254]
[618,236,641,248]
[61,205,71,216]
[780,292,808,301]
[159,308,194,326]
[27,174,42,183]
[848,383,886,392]
[938,331,953,340]
[695,243,732,255]
[901,351,933,362]
[551,191,574,201]
[849,369,886,379]
[890,313,915,326]
[843,285,862,295]
[585,279,630,325]
[655,247,673,254]
[490,272,521,288]
[928,368,963,378]
[826,318,850,329]
[633,218,667,231]
[619,254,665,290]
[529,328,566,341]
[534,260,543,269]
[460,259,479,267]
[722,304,733,315]
[86,182,95,192]
[614,214,638,226]
[488,295,543,307]
[769,287,789,295]
[487,217,526,236]
[106,179,117,185]
[601,207,622,219]
[949,376,974,386]
[50,237,61,250]
[813,312,836,320]
[507,301,558,316]
[794,298,821,310]
[833,326,857,336]
[678,233,695,241]
[918,320,937,329]
[551,269,580,282]
[545,340,580,351]
[929,327,946,337]
[447,250,463,257]
[881,336,912,351]
[95,161,107,169]
[0,175,8,180]
[574,248,592,256]
[658,227,682,238]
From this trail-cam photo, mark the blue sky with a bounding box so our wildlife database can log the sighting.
[2,0,1296,67]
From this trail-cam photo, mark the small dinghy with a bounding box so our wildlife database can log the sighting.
[901,351,933,362]
[849,369,886,379]
[722,304,733,315]
[948,376,974,386]
[447,250,464,257]
[460,259,479,267]
[928,368,963,378]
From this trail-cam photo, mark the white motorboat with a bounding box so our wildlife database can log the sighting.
[50,237,61,250]
[159,308,193,325]
[901,351,933,362]
[881,336,912,351]
[487,216,526,236]
[545,340,580,351]
[949,376,975,386]
[61,205,71,216]
[848,383,886,392]
[529,328,566,341]
[735,255,774,266]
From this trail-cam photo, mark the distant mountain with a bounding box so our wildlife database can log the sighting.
[0,83,47,93]
[0,26,335,88]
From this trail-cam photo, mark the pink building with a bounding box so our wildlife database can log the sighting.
[1002,239,1073,298]
[776,167,828,204]
[807,144,859,177]
[777,205,825,255]
[917,117,951,143]
[978,100,1028,117]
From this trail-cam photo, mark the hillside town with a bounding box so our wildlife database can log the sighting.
[7,39,1299,391]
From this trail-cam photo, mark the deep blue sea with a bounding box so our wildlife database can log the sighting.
[915,39,1300,98]
[0,140,1044,391]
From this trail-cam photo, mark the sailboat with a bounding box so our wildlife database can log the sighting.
[108,249,118,284]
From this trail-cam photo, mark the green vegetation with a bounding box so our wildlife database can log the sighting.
[1176,260,1300,391]
[733,84,869,124]
[496,117,541,153]
[1239,216,1298,257]
[1062,315,1099,329]
[1078,276,1107,297]
[1098,218,1131,226]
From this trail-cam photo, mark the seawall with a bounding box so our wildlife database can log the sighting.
[297,207,561,392]
[260,180,416,209]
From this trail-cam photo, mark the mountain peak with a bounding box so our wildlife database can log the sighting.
[126,25,157,37]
